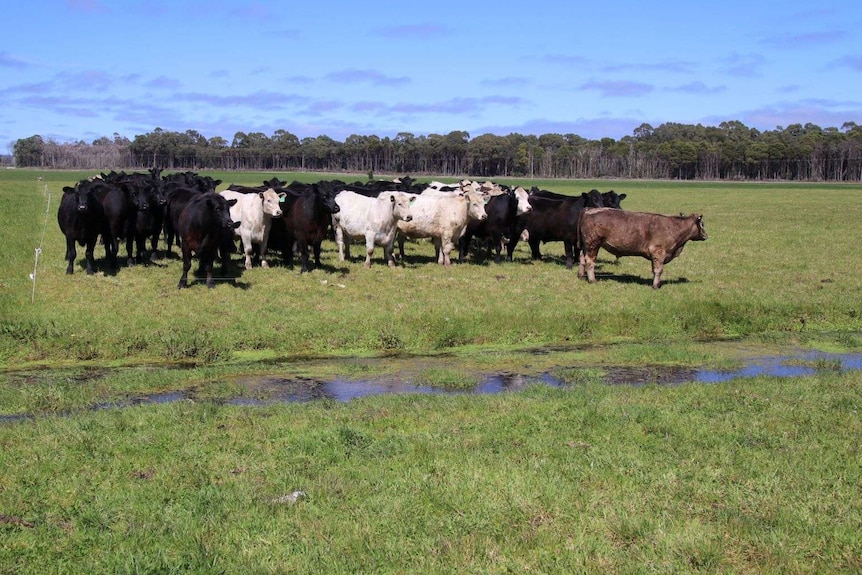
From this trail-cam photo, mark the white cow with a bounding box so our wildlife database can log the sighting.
[396,191,489,266]
[219,188,284,269]
[333,191,418,267]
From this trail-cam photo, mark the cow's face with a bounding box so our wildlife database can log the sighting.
[391,192,417,222]
[602,191,626,209]
[317,187,340,214]
[694,215,708,241]
[584,189,605,208]
[126,183,150,212]
[512,186,532,215]
[212,196,241,229]
[465,191,488,221]
[260,189,283,217]
[149,177,168,206]
[65,185,90,212]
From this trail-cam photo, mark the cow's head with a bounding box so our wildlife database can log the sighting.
[260,188,283,218]
[584,189,605,208]
[314,184,340,214]
[123,181,150,212]
[512,186,532,215]
[211,195,241,229]
[693,215,707,241]
[65,184,91,213]
[602,190,626,209]
[390,192,417,222]
[464,191,488,221]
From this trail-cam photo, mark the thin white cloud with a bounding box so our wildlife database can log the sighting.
[325,69,410,87]
[579,79,654,97]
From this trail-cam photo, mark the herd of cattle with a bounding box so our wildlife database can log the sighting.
[58,169,707,289]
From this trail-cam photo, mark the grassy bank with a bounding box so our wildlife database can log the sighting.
[2,371,860,573]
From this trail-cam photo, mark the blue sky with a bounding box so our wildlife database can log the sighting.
[2,0,860,151]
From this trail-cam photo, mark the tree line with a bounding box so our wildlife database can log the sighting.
[12,120,862,181]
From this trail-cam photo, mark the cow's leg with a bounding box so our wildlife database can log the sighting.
[651,256,664,289]
[439,237,454,267]
[178,248,192,288]
[529,238,542,260]
[564,241,575,270]
[65,237,76,274]
[396,233,406,262]
[494,237,504,264]
[84,237,97,275]
[313,241,322,267]
[585,246,599,283]
[457,232,471,263]
[335,226,347,262]
[259,227,272,268]
[383,237,398,267]
[506,230,521,262]
[135,234,147,264]
[126,236,135,266]
[298,241,310,273]
[364,233,376,268]
[242,238,254,270]
[577,250,587,278]
[203,255,216,288]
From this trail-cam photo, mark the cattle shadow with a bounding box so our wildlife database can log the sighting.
[185,267,251,290]
[585,272,692,287]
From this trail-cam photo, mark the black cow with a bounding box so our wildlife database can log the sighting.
[279,183,340,272]
[57,181,109,274]
[177,193,240,288]
[509,190,605,269]
[88,179,149,269]
[458,186,531,264]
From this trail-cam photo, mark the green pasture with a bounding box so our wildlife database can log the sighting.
[1,170,861,573]
[1,170,860,372]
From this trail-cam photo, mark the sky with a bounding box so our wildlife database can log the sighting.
[2,0,861,152]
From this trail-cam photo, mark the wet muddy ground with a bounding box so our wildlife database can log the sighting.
[2,350,861,423]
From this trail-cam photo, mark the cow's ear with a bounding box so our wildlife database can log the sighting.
[258,192,265,199]
[227,198,238,207]
[63,186,75,193]
[618,193,627,200]
[389,195,396,204]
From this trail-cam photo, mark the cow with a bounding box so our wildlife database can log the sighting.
[458,186,532,263]
[578,208,708,289]
[57,181,109,274]
[176,193,240,288]
[219,188,284,269]
[333,191,417,267]
[396,191,488,266]
[508,191,604,268]
[279,183,340,273]
[87,179,150,269]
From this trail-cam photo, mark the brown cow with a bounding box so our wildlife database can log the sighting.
[578,208,707,288]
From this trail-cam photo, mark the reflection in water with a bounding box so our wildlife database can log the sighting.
[2,352,861,420]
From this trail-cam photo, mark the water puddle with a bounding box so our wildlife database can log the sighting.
[2,351,860,422]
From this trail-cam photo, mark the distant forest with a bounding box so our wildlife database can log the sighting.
[12,120,862,181]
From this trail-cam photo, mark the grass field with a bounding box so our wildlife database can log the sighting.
[1,170,861,573]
